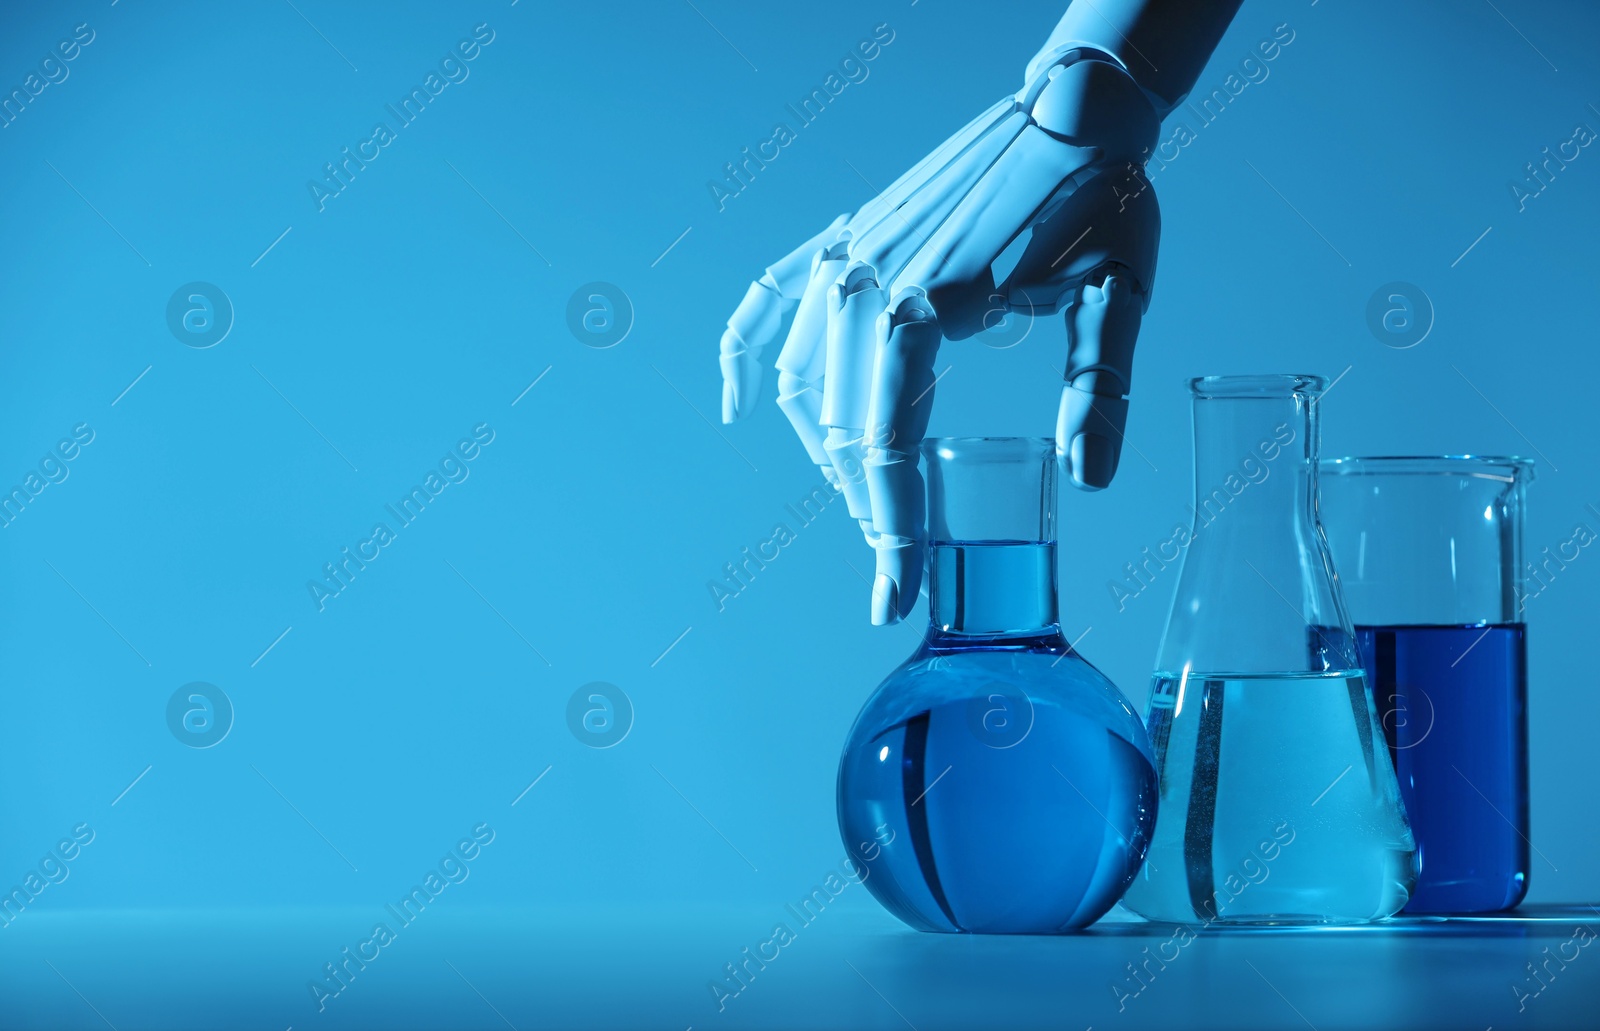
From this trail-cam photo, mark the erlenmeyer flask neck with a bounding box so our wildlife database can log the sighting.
[1156,375,1358,675]
[922,438,1061,643]
[1188,380,1317,531]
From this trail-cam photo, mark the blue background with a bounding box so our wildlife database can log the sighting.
[1,0,1597,1027]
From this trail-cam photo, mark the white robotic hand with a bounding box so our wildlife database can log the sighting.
[719,1,1241,625]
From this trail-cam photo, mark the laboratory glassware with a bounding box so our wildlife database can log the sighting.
[1120,375,1417,925]
[1320,455,1533,913]
[837,437,1157,933]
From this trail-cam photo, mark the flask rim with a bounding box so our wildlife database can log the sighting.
[1321,455,1535,483]
[1187,373,1325,398]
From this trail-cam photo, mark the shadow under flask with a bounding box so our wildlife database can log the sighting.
[1118,375,1418,925]
[837,437,1157,933]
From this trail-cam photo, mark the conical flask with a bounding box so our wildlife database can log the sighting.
[1119,375,1418,925]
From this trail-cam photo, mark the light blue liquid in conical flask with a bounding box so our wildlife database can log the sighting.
[1119,376,1417,925]
[838,439,1157,933]
[1137,667,1414,922]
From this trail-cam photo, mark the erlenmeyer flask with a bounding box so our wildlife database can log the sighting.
[837,437,1157,933]
[1119,375,1418,925]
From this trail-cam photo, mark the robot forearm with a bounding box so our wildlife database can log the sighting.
[1029,0,1244,118]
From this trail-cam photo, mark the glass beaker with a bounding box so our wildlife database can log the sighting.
[1319,456,1533,913]
[837,437,1157,933]
[1119,375,1418,925]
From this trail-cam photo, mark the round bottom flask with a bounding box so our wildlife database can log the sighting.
[837,438,1157,933]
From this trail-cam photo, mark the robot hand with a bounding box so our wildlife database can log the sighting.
[719,1,1240,626]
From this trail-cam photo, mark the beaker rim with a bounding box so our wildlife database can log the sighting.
[1188,373,1326,398]
[1321,455,1535,481]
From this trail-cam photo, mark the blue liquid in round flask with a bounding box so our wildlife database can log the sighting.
[837,437,1157,933]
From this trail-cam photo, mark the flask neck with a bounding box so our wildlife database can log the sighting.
[927,540,1063,644]
[1156,377,1359,675]
[1189,394,1315,519]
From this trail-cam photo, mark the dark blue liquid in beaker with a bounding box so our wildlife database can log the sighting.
[1355,623,1529,913]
